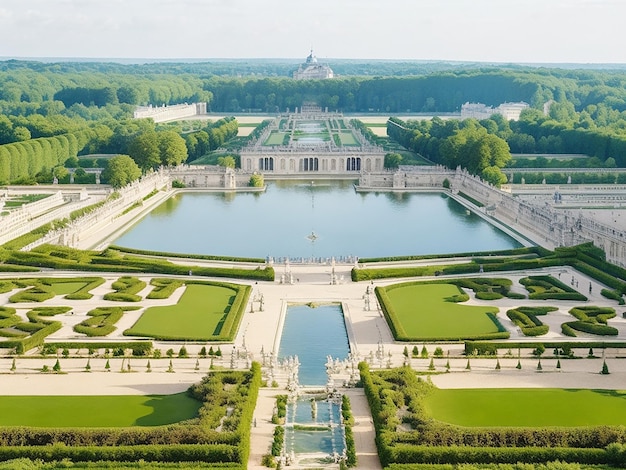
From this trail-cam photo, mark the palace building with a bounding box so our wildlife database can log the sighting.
[292,50,334,80]
[240,107,384,175]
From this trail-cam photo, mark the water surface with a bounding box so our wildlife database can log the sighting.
[113,181,521,259]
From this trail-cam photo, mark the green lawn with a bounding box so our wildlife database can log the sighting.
[263,131,286,146]
[0,393,200,427]
[338,131,359,146]
[48,281,88,295]
[125,284,237,340]
[385,283,500,339]
[423,388,626,427]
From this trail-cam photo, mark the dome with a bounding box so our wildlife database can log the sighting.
[306,49,318,64]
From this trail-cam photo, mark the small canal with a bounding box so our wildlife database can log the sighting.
[277,303,350,464]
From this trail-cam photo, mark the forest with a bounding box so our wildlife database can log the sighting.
[1,59,626,185]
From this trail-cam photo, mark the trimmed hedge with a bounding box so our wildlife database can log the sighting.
[108,245,265,264]
[4,245,275,282]
[375,280,510,342]
[506,306,557,337]
[520,276,588,301]
[0,364,261,465]
[342,395,357,467]
[360,363,626,468]
[601,288,625,304]
[562,306,618,337]
[73,307,137,337]
[358,246,548,264]
[147,278,184,300]
[104,276,146,302]
[465,340,626,356]
[3,307,70,353]
[41,341,153,355]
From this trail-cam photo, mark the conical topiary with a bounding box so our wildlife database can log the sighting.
[146,360,152,372]
[10,358,16,372]
[516,359,522,369]
[465,359,471,370]
[85,359,91,372]
[537,359,542,371]
[428,358,435,371]
[445,359,450,372]
[556,359,561,370]
[105,359,110,371]
[601,360,610,375]
[495,359,501,370]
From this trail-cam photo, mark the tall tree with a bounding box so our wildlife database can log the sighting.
[157,130,188,166]
[101,155,142,188]
[128,132,160,170]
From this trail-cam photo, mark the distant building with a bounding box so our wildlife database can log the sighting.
[293,50,334,80]
[461,101,529,121]
[133,103,207,122]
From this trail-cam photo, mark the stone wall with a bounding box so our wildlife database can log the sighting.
[22,171,171,251]
[358,167,626,268]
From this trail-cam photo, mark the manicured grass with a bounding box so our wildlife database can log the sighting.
[0,393,200,427]
[423,388,626,427]
[48,281,88,295]
[125,284,237,340]
[338,131,359,146]
[263,131,286,146]
[385,283,500,339]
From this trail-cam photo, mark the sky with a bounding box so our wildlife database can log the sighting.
[0,0,625,64]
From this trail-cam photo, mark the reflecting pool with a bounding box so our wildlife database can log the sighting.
[113,180,522,259]
[278,304,349,386]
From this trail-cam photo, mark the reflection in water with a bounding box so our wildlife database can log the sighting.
[113,181,522,258]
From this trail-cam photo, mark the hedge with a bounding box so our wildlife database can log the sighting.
[4,245,275,282]
[342,395,357,467]
[506,306,557,337]
[40,341,153,355]
[360,363,626,468]
[358,246,548,264]
[465,341,626,356]
[73,307,135,337]
[375,282,510,342]
[108,246,265,264]
[3,307,69,353]
[0,364,261,465]
[147,278,184,300]
[103,276,146,302]
[520,276,588,301]
[388,445,607,465]
[601,288,625,304]
[0,444,240,463]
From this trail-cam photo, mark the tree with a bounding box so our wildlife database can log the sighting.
[101,155,141,188]
[249,173,264,187]
[128,131,160,170]
[217,155,236,168]
[157,130,188,166]
[384,153,402,169]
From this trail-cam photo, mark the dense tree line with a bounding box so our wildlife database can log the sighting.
[388,116,511,185]
[183,117,238,162]
[0,129,94,184]
[1,60,626,185]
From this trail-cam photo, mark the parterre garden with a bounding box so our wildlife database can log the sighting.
[360,364,626,469]
[0,275,251,353]
[0,365,260,468]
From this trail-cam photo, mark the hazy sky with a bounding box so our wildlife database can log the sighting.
[1,0,624,63]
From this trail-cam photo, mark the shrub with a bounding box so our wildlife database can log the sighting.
[601,288,625,304]
[103,276,146,302]
[73,307,135,337]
